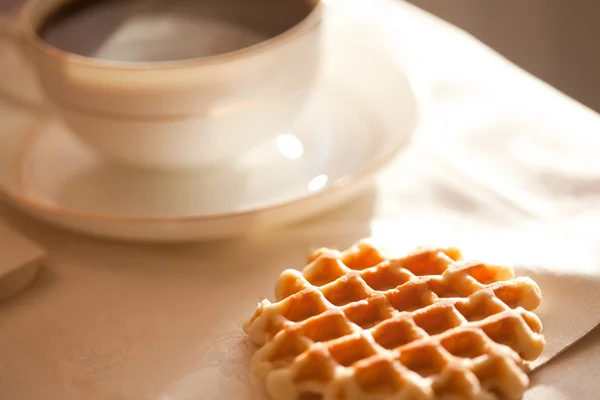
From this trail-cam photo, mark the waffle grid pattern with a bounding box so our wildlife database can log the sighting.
[244,240,544,400]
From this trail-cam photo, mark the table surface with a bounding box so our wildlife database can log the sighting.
[1,0,600,399]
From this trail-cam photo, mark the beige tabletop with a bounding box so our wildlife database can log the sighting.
[1,0,600,399]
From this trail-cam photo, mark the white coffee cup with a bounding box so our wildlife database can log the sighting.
[3,0,323,169]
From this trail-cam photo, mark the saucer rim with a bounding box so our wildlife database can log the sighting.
[0,70,420,225]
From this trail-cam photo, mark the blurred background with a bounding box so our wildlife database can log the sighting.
[408,0,600,113]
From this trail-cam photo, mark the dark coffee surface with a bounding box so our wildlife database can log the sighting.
[38,0,314,61]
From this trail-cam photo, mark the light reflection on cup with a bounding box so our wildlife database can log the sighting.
[308,174,328,192]
[277,133,304,160]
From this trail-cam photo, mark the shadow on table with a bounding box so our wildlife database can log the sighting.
[0,181,377,279]
[0,261,58,308]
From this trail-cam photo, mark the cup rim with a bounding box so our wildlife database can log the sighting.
[18,0,323,70]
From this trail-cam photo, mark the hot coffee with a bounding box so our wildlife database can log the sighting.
[38,0,316,62]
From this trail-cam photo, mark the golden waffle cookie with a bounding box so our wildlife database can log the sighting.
[244,240,544,400]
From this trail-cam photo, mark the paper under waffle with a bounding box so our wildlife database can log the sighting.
[244,240,544,400]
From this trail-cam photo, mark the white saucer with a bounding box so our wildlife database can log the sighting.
[0,1,418,242]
